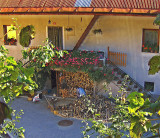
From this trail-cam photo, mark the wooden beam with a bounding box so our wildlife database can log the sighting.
[73,15,100,50]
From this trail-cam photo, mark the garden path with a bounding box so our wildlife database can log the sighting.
[12,97,84,138]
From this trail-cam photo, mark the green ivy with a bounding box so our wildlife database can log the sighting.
[19,25,35,47]
[148,55,160,75]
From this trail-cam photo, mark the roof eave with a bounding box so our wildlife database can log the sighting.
[0,7,159,16]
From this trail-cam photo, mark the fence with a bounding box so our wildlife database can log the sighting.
[108,47,127,67]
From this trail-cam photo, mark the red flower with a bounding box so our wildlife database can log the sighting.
[142,45,144,47]
[149,47,151,50]
[104,74,106,76]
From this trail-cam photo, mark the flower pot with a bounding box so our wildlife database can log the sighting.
[30,93,34,97]
[27,97,32,101]
[53,110,59,115]
[117,80,122,86]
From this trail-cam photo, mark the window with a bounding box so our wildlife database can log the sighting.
[3,25,17,45]
[142,29,159,53]
[144,82,154,92]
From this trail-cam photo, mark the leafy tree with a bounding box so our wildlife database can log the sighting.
[82,78,160,138]
[22,39,67,90]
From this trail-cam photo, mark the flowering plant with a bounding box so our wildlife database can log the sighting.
[142,42,159,53]
[49,50,114,81]
[50,50,99,73]
[4,38,17,45]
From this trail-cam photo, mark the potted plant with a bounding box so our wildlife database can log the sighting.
[117,71,121,75]
[126,87,132,92]
[117,80,122,85]
[65,27,73,32]
[121,73,126,78]
[134,85,138,88]
[27,90,34,101]
[93,29,102,35]
[7,38,17,45]
[113,68,118,72]
[138,88,143,92]
[114,76,119,80]
[129,81,133,85]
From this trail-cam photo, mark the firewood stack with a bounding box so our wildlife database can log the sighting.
[57,71,95,98]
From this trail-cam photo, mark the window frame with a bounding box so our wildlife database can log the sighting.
[3,25,17,46]
[142,29,159,53]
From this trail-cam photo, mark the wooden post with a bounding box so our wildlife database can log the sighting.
[73,15,100,50]
[125,54,127,67]
[123,53,125,66]
[108,47,110,60]
[56,71,59,96]
[120,53,122,66]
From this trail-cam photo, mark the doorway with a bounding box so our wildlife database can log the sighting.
[48,26,63,50]
[48,26,63,89]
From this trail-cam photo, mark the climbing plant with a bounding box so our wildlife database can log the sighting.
[22,39,67,90]
[19,25,35,47]
[148,55,160,75]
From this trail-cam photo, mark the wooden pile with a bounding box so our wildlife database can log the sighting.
[45,95,115,121]
[57,71,95,98]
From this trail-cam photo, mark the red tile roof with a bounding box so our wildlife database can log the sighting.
[91,0,159,9]
[0,0,159,15]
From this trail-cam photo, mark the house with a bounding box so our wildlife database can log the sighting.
[0,0,160,94]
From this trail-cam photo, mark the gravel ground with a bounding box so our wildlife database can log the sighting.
[12,97,85,138]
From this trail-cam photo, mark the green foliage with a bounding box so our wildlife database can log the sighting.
[22,39,66,90]
[0,110,25,138]
[88,67,114,82]
[0,45,37,101]
[50,50,114,82]
[19,25,35,47]
[153,14,160,25]
[82,78,160,138]
[148,55,160,75]
[51,50,98,73]
[148,14,160,75]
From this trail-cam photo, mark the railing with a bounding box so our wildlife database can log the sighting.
[108,47,127,67]
[106,59,156,102]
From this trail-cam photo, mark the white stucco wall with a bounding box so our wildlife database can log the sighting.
[0,15,160,94]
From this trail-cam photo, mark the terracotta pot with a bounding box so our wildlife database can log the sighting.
[30,93,34,97]
[53,110,59,115]
[27,97,32,101]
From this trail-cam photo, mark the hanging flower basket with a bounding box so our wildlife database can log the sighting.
[93,29,102,35]
[65,27,73,32]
